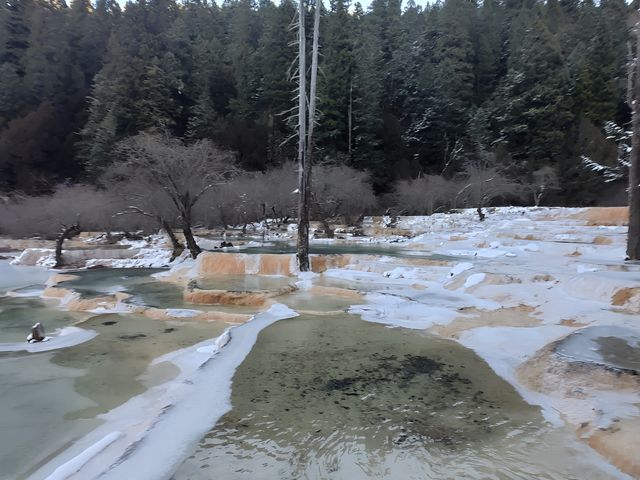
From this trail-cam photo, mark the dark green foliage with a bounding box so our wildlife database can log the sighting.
[0,0,632,205]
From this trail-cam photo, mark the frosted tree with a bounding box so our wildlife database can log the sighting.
[581,121,631,183]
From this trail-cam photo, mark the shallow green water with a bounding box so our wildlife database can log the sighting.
[0,268,236,480]
[0,296,88,343]
[173,314,620,480]
[231,240,455,260]
[0,265,626,480]
[0,312,226,480]
[59,268,166,297]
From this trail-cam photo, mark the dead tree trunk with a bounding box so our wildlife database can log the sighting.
[628,21,640,260]
[54,223,81,268]
[296,0,309,271]
[321,219,334,238]
[182,216,201,259]
[298,0,321,272]
[117,208,184,262]
[161,219,184,261]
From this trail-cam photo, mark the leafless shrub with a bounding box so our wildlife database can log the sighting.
[522,166,560,206]
[201,163,376,235]
[201,163,298,231]
[311,164,377,232]
[0,185,141,238]
[455,153,522,220]
[389,175,459,215]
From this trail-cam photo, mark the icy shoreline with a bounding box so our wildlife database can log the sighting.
[31,304,298,480]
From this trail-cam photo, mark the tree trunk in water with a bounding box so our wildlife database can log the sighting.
[321,219,334,238]
[54,223,81,268]
[161,219,184,262]
[182,215,201,259]
[628,23,640,260]
[296,0,309,271]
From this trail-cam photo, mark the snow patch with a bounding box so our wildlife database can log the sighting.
[0,326,97,353]
[44,432,123,480]
[464,273,486,289]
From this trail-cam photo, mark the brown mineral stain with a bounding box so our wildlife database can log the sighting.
[431,305,538,339]
[611,288,640,306]
[569,207,628,226]
[586,418,640,479]
[184,285,297,307]
[592,236,613,245]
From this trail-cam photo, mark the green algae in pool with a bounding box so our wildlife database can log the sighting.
[173,314,621,480]
[51,313,228,418]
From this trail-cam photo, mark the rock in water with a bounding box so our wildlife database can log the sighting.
[27,322,45,343]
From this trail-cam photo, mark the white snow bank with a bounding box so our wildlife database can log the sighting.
[44,432,123,480]
[165,309,201,318]
[464,273,486,289]
[448,262,473,277]
[11,248,56,267]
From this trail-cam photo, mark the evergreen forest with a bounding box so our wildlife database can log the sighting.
[0,0,634,207]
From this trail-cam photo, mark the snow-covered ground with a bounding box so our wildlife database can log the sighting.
[320,207,639,476]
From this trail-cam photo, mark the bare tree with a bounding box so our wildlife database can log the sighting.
[112,133,235,258]
[296,0,321,271]
[296,0,308,270]
[628,14,640,260]
[455,153,521,221]
[390,175,458,215]
[54,222,81,268]
[311,164,376,236]
[0,185,133,238]
[523,166,560,207]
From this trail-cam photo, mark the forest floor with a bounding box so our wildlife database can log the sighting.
[3,206,640,478]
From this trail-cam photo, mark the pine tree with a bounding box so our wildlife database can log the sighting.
[492,14,574,172]
[317,0,355,159]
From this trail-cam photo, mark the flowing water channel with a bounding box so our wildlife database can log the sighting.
[0,259,628,479]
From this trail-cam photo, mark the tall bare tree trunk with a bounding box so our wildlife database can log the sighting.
[296,0,309,271]
[628,20,640,260]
